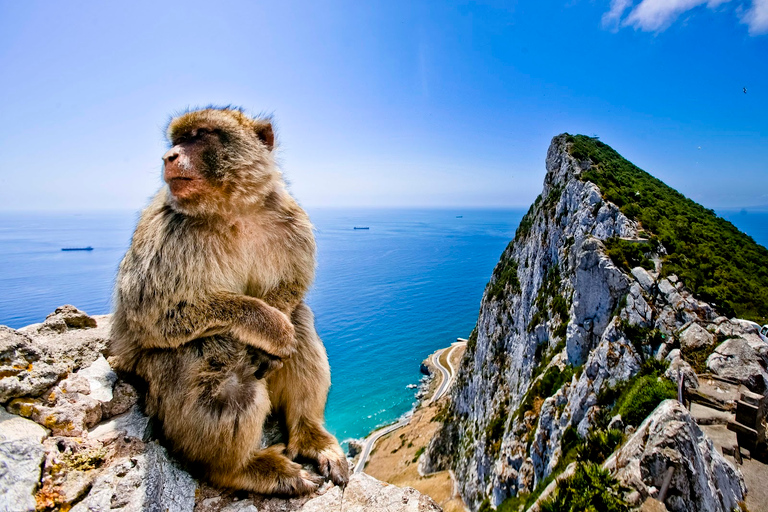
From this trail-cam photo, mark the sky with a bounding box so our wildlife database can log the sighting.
[0,0,766,210]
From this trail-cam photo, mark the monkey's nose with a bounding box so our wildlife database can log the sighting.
[163,148,180,164]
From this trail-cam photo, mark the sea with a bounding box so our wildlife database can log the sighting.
[0,208,766,445]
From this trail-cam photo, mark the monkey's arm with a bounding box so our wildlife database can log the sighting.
[135,292,297,359]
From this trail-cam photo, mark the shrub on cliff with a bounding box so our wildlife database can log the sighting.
[538,462,631,512]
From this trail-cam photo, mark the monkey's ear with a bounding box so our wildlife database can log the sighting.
[254,122,275,151]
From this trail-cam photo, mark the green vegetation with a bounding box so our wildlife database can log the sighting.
[515,365,575,421]
[615,374,676,426]
[567,134,768,324]
[487,253,520,300]
[575,429,624,463]
[604,237,655,272]
[412,446,425,463]
[538,462,631,512]
[681,341,719,374]
[596,358,674,427]
[516,195,542,240]
[618,319,666,362]
[492,424,624,512]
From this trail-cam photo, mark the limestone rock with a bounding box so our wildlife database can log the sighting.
[679,323,714,350]
[665,349,699,391]
[1,312,110,404]
[39,305,98,333]
[631,266,656,292]
[0,407,48,512]
[606,400,745,512]
[70,442,196,512]
[707,338,768,395]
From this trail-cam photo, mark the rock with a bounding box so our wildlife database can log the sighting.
[715,318,761,339]
[631,266,656,292]
[41,305,98,333]
[101,381,139,419]
[70,442,196,512]
[1,313,111,404]
[78,355,117,402]
[7,372,103,436]
[195,473,441,512]
[607,414,624,431]
[89,406,149,441]
[347,438,364,458]
[679,323,714,350]
[707,338,768,395]
[420,362,432,376]
[0,436,46,512]
[0,407,49,512]
[0,406,48,444]
[665,349,698,391]
[605,400,745,512]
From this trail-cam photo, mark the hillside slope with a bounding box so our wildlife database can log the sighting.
[423,134,765,512]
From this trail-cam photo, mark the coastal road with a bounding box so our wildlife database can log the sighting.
[353,417,410,474]
[354,338,467,474]
[428,340,466,404]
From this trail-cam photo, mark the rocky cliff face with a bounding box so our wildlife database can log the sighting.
[423,135,758,511]
[0,306,441,512]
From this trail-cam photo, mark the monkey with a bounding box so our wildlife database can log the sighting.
[110,107,349,495]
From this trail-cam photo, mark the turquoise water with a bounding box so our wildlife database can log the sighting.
[0,208,523,442]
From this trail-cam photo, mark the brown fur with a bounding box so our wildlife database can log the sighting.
[110,107,348,494]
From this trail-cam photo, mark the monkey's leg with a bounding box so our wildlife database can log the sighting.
[267,302,350,486]
[137,338,320,495]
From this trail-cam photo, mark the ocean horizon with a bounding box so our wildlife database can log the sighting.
[1,207,766,443]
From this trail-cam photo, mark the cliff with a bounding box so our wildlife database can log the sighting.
[0,306,441,512]
[423,135,767,511]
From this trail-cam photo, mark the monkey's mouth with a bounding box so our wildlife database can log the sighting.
[167,177,200,198]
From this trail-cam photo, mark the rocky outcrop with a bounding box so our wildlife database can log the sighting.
[0,306,441,512]
[707,337,768,395]
[424,135,751,511]
[605,400,745,512]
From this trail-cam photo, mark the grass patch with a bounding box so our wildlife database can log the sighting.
[567,134,768,324]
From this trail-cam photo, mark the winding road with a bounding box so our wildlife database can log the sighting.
[353,338,467,474]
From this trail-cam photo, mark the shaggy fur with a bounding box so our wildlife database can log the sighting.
[111,107,348,495]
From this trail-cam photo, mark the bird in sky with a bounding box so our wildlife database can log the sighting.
[743,87,748,94]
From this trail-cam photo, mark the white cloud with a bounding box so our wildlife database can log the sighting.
[601,0,768,34]
[622,0,733,31]
[741,0,768,34]
[602,0,634,30]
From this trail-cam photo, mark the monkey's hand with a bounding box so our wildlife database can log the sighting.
[231,300,297,360]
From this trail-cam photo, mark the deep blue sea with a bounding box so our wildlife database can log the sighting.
[1,208,766,443]
[0,208,524,443]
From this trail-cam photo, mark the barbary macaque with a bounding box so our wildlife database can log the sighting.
[111,107,349,494]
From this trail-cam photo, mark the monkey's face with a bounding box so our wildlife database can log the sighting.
[163,108,277,216]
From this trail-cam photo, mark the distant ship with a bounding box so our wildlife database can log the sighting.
[456,215,463,218]
[61,247,93,251]
[353,227,370,230]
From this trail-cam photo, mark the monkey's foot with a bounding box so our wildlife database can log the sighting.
[214,444,323,495]
[287,429,350,486]
[315,446,350,486]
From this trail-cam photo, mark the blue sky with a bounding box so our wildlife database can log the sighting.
[1,0,766,210]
